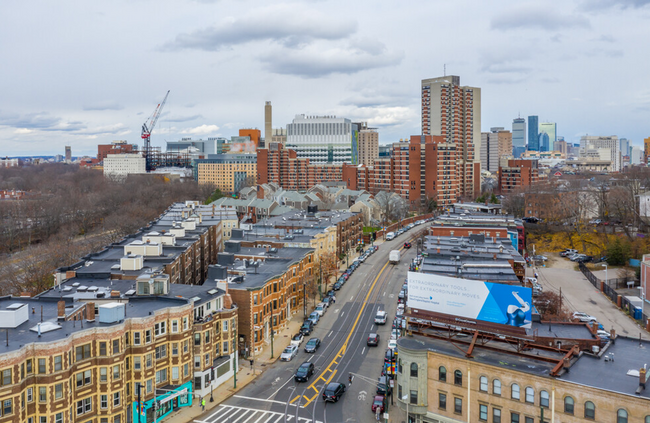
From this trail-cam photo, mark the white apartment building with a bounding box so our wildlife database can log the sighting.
[579,135,621,172]
[286,115,353,164]
[103,153,146,180]
[631,145,644,165]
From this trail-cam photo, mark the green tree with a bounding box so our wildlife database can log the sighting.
[606,238,631,266]
[205,188,224,205]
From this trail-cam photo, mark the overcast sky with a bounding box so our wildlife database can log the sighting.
[1,0,649,157]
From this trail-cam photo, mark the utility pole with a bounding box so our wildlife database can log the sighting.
[233,328,237,389]
[303,281,307,317]
[270,316,274,359]
[136,383,143,423]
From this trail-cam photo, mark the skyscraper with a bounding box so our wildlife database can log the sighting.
[65,146,71,162]
[356,123,378,166]
[512,117,525,147]
[422,75,481,198]
[539,122,557,152]
[620,138,630,158]
[286,115,354,164]
[527,116,539,151]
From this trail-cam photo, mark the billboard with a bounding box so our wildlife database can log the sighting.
[407,272,532,328]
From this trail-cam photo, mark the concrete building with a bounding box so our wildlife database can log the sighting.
[422,75,482,198]
[580,135,621,172]
[65,145,71,162]
[271,128,286,145]
[527,115,539,151]
[553,139,568,155]
[631,145,644,165]
[166,138,227,155]
[103,153,146,180]
[264,101,272,147]
[286,115,354,164]
[194,154,257,194]
[498,159,540,193]
[538,122,556,152]
[97,140,136,162]
[357,123,379,166]
[481,128,512,173]
[0,157,19,167]
[512,117,526,155]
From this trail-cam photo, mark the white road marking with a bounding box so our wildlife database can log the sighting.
[383,291,386,296]
[234,395,296,406]
[362,347,366,354]
[350,296,354,301]
[307,354,313,361]
[198,405,314,423]
[328,331,333,337]
[341,311,344,317]
[265,376,296,400]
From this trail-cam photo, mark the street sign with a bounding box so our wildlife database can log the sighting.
[390,379,394,388]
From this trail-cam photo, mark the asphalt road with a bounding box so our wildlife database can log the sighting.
[196,235,416,423]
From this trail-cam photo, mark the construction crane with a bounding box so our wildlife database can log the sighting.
[141,90,170,171]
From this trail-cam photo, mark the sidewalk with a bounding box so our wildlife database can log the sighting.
[164,314,306,423]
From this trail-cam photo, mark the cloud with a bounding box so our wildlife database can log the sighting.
[82,102,124,111]
[592,34,615,43]
[163,114,203,123]
[581,0,650,10]
[541,76,561,83]
[14,128,34,135]
[181,124,220,135]
[479,50,532,77]
[260,39,403,78]
[491,5,590,31]
[162,4,357,51]
[0,111,86,132]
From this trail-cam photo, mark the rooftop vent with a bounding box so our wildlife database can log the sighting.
[98,303,125,324]
[77,286,88,292]
[29,322,61,334]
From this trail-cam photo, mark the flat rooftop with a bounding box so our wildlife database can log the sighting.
[263,210,358,228]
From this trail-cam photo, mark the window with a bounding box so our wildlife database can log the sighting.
[145,330,152,343]
[454,370,463,386]
[54,383,63,400]
[454,397,462,414]
[510,412,519,423]
[410,363,418,377]
[1,369,10,386]
[511,384,520,400]
[172,367,179,380]
[564,396,574,414]
[113,364,120,380]
[38,358,46,374]
[100,367,107,382]
[439,366,446,381]
[26,359,32,374]
[76,370,91,388]
[645,417,650,423]
[479,376,488,392]
[99,342,107,356]
[76,398,92,415]
[540,390,549,408]
[54,413,62,423]
[155,345,167,359]
[480,404,488,421]
[134,357,141,371]
[172,343,178,356]
[156,369,167,384]
[1,399,11,416]
[525,418,534,423]
[39,387,46,402]
[493,379,501,395]
[113,392,121,407]
[525,387,534,403]
[134,332,141,345]
[76,344,91,361]
[146,379,153,394]
[223,320,228,332]
[146,353,152,368]
[100,395,108,409]
[194,333,201,346]
[409,390,417,405]
[439,393,446,410]
[184,363,189,377]
[113,339,120,354]
[617,409,628,423]
[172,320,178,333]
[223,341,229,354]
[183,317,188,330]
[493,408,501,423]
[26,388,33,403]
[114,416,122,423]
[155,321,166,336]
[584,401,595,419]
[205,331,210,344]
[54,355,62,371]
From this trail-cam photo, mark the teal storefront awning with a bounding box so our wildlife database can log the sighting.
[133,381,193,423]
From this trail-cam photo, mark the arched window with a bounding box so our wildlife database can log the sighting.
[584,401,595,420]
[645,416,650,423]
[493,379,501,395]
[479,376,488,392]
[525,387,534,404]
[511,383,520,400]
[454,370,463,386]
[617,409,628,423]
[564,396,574,414]
[540,390,549,408]
[439,366,446,382]
[410,363,418,378]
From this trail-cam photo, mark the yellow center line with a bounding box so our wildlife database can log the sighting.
[300,249,401,407]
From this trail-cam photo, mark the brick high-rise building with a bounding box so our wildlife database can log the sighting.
[97,140,135,162]
[498,159,540,193]
[421,75,481,198]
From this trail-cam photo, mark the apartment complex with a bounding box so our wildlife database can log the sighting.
[480,128,512,173]
[194,154,257,194]
[97,141,135,162]
[357,124,379,166]
[498,159,540,193]
[421,75,481,198]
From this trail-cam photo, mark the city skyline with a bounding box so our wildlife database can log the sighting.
[1,0,649,156]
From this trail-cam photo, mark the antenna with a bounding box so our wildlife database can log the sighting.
[444,64,446,76]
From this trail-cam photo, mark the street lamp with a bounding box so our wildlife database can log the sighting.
[601,263,608,286]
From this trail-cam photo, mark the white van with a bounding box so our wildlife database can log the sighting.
[374,310,387,325]
[386,232,395,240]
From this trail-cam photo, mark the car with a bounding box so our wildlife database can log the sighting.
[319,301,329,310]
[291,333,304,347]
[322,382,346,402]
[570,254,587,262]
[573,312,597,322]
[376,376,392,396]
[597,329,612,339]
[390,328,401,340]
[386,232,395,240]
[308,312,320,325]
[333,282,342,290]
[532,255,548,261]
[374,310,387,325]
[300,321,314,335]
[395,308,404,317]
[398,290,406,300]
[304,337,321,353]
[404,242,412,249]
[384,348,397,364]
[326,290,335,299]
[576,255,593,263]
[387,339,397,350]
[367,333,380,346]
[359,255,367,263]
[280,345,299,361]
[314,305,325,316]
[372,395,386,413]
[338,276,346,284]
[560,249,578,257]
[294,362,315,382]
[322,297,332,307]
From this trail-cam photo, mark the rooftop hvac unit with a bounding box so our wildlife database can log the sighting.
[98,303,125,324]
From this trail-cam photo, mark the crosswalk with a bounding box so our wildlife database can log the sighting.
[196,404,321,423]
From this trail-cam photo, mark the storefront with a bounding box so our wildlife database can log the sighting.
[132,381,193,423]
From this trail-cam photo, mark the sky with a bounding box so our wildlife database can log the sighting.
[1,0,649,157]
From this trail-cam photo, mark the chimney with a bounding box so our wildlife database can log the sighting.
[493,253,497,260]
[57,300,66,321]
[66,270,76,279]
[437,248,440,254]
[640,367,647,389]
[563,357,570,369]
[223,293,233,309]
[591,321,598,332]
[20,292,31,297]
[86,302,95,322]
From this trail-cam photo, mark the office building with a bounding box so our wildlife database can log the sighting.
[527,116,539,151]
[553,139,568,155]
[97,140,136,162]
[166,138,228,155]
[194,154,257,193]
[580,135,621,172]
[422,75,481,198]
[271,128,287,145]
[631,146,644,165]
[103,153,146,180]
[357,123,379,166]
[620,138,630,158]
[539,122,556,152]
[286,115,354,164]
[65,146,72,162]
[239,129,261,148]
[0,158,19,167]
[481,128,512,173]
[512,117,526,153]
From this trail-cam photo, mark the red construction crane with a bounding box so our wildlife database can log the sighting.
[141,90,170,171]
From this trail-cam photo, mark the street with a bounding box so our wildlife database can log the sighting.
[195,236,414,423]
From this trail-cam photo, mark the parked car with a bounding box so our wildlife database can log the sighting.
[387,339,397,350]
[304,337,321,353]
[384,348,397,364]
[300,321,314,335]
[560,249,578,257]
[573,312,597,322]
[333,281,342,290]
[390,328,401,340]
[371,395,386,413]
[376,376,392,396]
[280,345,299,361]
[291,333,304,347]
[322,297,332,307]
[597,330,612,339]
[294,362,315,382]
[576,255,593,263]
[308,312,320,325]
[532,255,548,261]
[367,333,380,346]
[314,305,326,316]
[322,382,346,402]
[386,232,395,240]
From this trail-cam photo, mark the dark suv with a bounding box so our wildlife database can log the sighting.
[376,376,392,396]
[294,362,315,382]
[322,382,346,402]
[300,320,314,335]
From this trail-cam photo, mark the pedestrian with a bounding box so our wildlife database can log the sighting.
[534,272,538,278]
[332,295,336,304]
[201,397,205,411]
